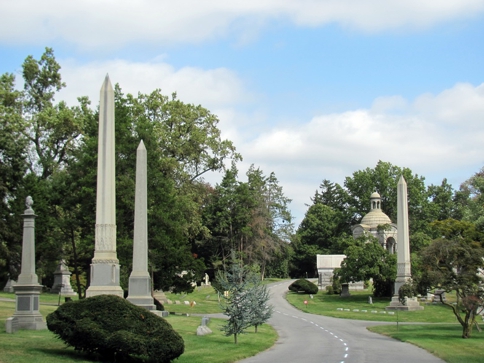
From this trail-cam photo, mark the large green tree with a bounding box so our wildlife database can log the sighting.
[335,237,396,297]
[420,235,484,338]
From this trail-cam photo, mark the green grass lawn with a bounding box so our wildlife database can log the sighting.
[368,324,484,363]
[0,290,277,363]
[286,289,459,323]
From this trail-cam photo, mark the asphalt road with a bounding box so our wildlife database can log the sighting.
[238,281,445,363]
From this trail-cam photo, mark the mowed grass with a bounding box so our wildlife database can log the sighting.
[0,290,277,363]
[286,289,459,323]
[367,324,484,363]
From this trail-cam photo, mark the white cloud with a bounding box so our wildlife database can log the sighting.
[57,58,248,110]
[1,1,483,48]
[239,82,484,224]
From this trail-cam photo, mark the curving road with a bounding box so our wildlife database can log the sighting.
[239,281,444,363]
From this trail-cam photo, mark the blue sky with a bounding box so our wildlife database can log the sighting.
[1,1,484,225]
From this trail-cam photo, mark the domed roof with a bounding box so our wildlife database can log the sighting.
[360,209,392,227]
[359,191,392,228]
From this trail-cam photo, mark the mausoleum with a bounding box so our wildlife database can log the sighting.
[351,192,398,253]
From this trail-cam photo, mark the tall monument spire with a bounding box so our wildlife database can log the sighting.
[387,175,423,310]
[86,75,123,297]
[395,175,412,290]
[127,140,155,309]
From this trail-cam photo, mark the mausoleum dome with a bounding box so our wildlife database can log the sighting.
[360,191,392,228]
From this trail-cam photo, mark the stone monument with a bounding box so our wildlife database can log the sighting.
[6,196,46,332]
[86,75,123,298]
[387,176,423,311]
[127,141,156,310]
[3,277,16,293]
[50,259,77,297]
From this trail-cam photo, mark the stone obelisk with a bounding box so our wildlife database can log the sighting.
[7,197,46,333]
[86,75,123,298]
[387,176,423,310]
[127,141,155,310]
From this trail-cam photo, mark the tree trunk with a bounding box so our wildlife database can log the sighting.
[234,333,238,344]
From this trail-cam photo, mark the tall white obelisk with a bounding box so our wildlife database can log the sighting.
[86,75,123,297]
[387,175,423,310]
[127,141,155,310]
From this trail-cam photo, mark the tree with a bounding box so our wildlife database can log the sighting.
[344,160,429,234]
[420,236,484,338]
[247,277,273,333]
[335,236,396,297]
[216,258,260,344]
[458,168,484,234]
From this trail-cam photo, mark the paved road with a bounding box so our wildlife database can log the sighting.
[239,281,445,363]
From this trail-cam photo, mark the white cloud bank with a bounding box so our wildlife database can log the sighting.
[241,82,484,223]
[1,0,484,48]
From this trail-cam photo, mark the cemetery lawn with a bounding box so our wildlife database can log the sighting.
[367,324,484,363]
[0,292,277,363]
[286,290,458,323]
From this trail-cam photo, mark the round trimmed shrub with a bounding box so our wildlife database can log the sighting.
[288,279,318,294]
[46,294,184,363]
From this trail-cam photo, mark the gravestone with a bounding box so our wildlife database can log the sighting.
[3,278,16,293]
[127,141,155,310]
[50,259,76,296]
[197,316,212,336]
[387,176,423,311]
[86,76,123,298]
[7,197,46,332]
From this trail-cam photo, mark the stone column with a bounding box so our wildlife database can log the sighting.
[127,141,155,310]
[7,197,46,332]
[86,75,123,297]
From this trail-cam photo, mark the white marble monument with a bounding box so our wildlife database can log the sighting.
[7,197,46,333]
[86,76,123,298]
[387,176,423,311]
[127,141,156,310]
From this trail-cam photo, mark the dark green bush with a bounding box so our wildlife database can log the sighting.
[47,294,184,363]
[288,279,318,294]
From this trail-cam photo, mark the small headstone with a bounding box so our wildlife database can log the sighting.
[388,312,395,315]
[175,300,181,305]
[343,308,350,312]
[166,299,173,304]
[184,301,190,305]
[361,310,367,313]
[336,308,343,311]
[371,310,377,313]
[353,309,359,312]
[368,296,373,304]
[201,317,210,326]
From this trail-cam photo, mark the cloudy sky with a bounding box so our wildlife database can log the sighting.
[1,0,484,225]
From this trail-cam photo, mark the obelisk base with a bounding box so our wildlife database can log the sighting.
[86,261,123,298]
[127,275,155,310]
[8,284,46,332]
[386,296,424,311]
